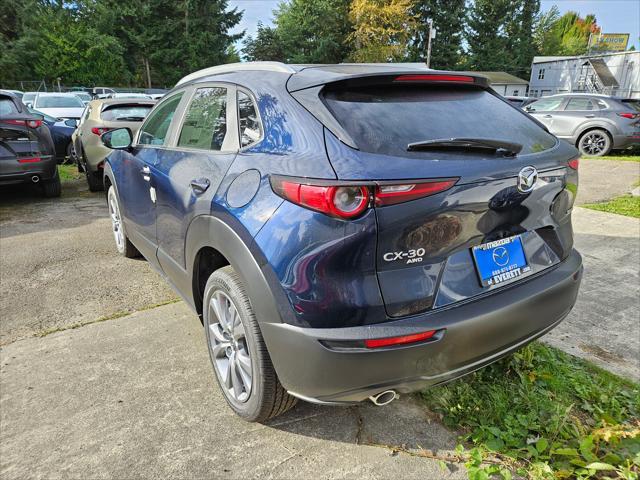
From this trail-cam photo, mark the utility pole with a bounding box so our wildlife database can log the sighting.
[426,19,436,69]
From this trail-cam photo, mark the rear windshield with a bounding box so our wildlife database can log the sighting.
[323,86,556,156]
[0,98,19,116]
[101,105,152,122]
[36,95,84,108]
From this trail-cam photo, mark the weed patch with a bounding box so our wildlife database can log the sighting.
[421,342,640,479]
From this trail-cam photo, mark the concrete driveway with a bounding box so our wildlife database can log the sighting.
[0,158,638,478]
[0,302,463,479]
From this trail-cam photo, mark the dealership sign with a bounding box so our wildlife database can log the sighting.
[590,33,630,52]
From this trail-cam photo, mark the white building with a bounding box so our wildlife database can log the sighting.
[475,72,529,96]
[529,50,640,98]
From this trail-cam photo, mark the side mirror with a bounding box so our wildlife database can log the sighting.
[25,102,33,108]
[525,105,534,112]
[102,128,133,150]
[64,119,78,128]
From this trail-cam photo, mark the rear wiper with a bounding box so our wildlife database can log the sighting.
[407,137,523,157]
[115,116,144,121]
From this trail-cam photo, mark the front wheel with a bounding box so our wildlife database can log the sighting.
[578,129,612,156]
[107,186,139,258]
[203,266,296,422]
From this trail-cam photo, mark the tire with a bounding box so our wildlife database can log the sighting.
[203,266,297,422]
[578,129,612,157]
[107,186,139,258]
[63,142,74,165]
[42,168,62,198]
[86,168,104,192]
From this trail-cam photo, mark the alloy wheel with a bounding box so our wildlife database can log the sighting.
[580,132,607,156]
[108,190,125,252]
[208,290,253,403]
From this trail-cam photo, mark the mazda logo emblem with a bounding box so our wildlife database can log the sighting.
[492,247,510,266]
[517,166,538,193]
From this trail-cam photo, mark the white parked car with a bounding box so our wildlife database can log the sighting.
[30,93,85,120]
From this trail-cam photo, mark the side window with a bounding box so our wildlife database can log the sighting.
[177,87,228,151]
[238,91,262,148]
[139,93,183,146]
[528,97,563,112]
[595,99,608,110]
[565,98,594,111]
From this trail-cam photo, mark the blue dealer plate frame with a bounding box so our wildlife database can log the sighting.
[472,235,530,287]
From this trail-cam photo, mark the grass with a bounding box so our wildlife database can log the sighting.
[591,156,640,163]
[421,342,640,480]
[58,163,82,182]
[583,195,640,219]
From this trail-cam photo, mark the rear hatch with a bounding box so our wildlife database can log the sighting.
[1,95,50,174]
[291,71,579,317]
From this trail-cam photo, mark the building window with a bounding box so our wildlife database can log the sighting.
[512,89,519,96]
[538,68,545,80]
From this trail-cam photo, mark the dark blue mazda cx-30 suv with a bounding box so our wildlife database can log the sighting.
[100,62,583,422]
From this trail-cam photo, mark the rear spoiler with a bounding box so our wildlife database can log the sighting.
[288,71,490,149]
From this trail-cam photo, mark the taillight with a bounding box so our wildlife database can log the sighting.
[4,119,26,127]
[394,74,475,83]
[364,330,438,349]
[272,179,369,219]
[18,157,41,163]
[617,112,640,119]
[375,180,457,206]
[271,177,458,219]
[3,119,42,128]
[91,127,111,136]
[568,158,579,170]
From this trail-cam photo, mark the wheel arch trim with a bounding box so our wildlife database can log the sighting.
[185,214,291,327]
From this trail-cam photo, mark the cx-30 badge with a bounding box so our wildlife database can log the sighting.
[517,166,538,193]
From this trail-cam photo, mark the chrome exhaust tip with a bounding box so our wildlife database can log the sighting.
[369,390,398,406]
[31,175,40,183]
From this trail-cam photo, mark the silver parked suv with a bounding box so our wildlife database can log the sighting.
[526,93,640,156]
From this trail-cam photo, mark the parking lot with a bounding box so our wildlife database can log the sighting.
[1,158,639,477]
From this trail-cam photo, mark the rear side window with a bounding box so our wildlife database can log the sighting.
[0,98,19,116]
[565,98,594,111]
[324,86,556,156]
[178,87,228,151]
[101,105,152,122]
[139,93,183,146]
[528,97,564,112]
[238,91,262,147]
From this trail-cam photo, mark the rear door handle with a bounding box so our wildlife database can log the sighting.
[141,165,151,182]
[585,114,595,118]
[543,114,553,118]
[190,178,210,194]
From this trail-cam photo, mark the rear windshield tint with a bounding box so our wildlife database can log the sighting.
[323,86,556,156]
[101,105,152,122]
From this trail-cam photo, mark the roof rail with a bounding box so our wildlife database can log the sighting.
[176,62,297,86]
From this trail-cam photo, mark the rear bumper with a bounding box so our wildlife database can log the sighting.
[261,249,583,404]
[0,156,57,185]
[612,134,640,150]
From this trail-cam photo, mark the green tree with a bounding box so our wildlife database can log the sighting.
[408,0,465,70]
[274,0,353,63]
[349,0,416,62]
[242,22,286,61]
[506,0,540,78]
[465,0,513,72]
[536,10,599,56]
